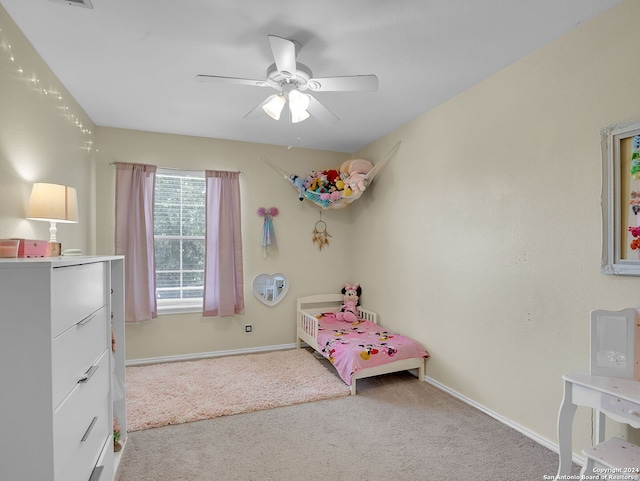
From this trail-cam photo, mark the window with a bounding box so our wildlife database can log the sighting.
[154,169,206,312]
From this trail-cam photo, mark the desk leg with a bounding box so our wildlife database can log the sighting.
[595,410,606,444]
[557,378,577,479]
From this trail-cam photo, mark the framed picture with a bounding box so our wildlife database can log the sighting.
[590,308,640,379]
[601,119,640,276]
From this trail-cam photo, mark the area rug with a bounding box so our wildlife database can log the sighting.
[125,348,350,431]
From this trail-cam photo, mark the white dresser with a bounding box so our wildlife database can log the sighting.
[0,256,126,481]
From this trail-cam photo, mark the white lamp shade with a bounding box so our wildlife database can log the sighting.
[290,108,310,123]
[263,94,286,120]
[27,183,78,223]
[288,90,310,123]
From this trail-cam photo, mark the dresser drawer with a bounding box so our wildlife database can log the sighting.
[52,306,108,408]
[54,350,110,481]
[601,392,640,425]
[92,434,115,481]
[52,262,106,337]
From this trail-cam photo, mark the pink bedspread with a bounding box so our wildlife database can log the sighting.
[317,314,429,385]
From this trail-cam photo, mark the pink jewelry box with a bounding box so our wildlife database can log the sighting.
[12,238,47,258]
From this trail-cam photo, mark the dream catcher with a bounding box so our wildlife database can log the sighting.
[257,207,279,257]
[312,212,332,250]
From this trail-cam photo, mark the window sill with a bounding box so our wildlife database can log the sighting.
[157,301,202,316]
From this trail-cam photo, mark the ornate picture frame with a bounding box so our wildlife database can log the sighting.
[601,118,640,276]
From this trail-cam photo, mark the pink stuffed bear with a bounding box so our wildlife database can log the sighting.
[320,190,342,201]
[347,171,368,194]
[334,283,362,323]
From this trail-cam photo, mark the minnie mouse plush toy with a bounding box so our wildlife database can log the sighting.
[335,283,362,323]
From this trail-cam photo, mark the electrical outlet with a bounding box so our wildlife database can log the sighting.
[244,324,252,333]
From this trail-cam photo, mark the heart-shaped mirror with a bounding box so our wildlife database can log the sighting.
[251,273,289,307]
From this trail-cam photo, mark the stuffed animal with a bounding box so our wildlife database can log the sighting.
[320,190,342,201]
[334,283,362,323]
[348,159,374,175]
[325,169,340,185]
[290,174,306,201]
[339,159,373,176]
[305,170,316,189]
[339,159,351,175]
[309,171,329,192]
[347,171,368,194]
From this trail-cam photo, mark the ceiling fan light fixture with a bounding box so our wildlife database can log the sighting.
[263,94,286,120]
[288,89,310,123]
[291,109,310,124]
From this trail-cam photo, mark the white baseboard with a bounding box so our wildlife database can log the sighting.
[424,376,585,468]
[125,343,297,366]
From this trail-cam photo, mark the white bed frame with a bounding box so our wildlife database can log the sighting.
[296,294,425,395]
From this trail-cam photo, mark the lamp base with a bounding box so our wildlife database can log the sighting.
[48,221,57,243]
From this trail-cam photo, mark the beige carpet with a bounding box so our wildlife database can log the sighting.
[116,371,581,481]
[125,348,350,431]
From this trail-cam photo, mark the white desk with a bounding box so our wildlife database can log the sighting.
[556,372,640,478]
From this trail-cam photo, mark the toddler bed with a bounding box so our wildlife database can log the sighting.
[296,294,429,395]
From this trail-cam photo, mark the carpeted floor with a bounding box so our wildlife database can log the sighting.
[116,369,580,481]
[125,349,351,431]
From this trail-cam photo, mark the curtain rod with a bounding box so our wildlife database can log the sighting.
[108,161,243,175]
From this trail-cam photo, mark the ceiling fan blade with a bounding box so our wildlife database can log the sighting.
[308,75,379,92]
[195,74,268,87]
[268,35,297,80]
[306,94,339,124]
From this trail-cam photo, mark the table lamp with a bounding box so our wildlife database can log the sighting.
[26,182,78,243]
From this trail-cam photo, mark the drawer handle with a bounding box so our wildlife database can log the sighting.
[89,466,104,481]
[77,313,97,326]
[81,416,98,442]
[78,365,99,384]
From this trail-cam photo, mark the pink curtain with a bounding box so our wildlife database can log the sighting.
[115,162,158,322]
[203,170,244,316]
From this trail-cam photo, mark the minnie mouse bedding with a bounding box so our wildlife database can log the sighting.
[317,313,429,386]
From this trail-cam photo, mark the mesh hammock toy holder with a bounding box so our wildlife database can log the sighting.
[261,141,401,210]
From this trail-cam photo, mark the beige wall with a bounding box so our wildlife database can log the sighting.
[94,128,352,359]
[0,5,95,253]
[3,0,640,461]
[352,0,640,456]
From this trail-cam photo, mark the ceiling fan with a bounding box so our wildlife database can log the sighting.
[195,35,379,124]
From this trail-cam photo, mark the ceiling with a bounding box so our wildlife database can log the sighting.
[0,0,624,153]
